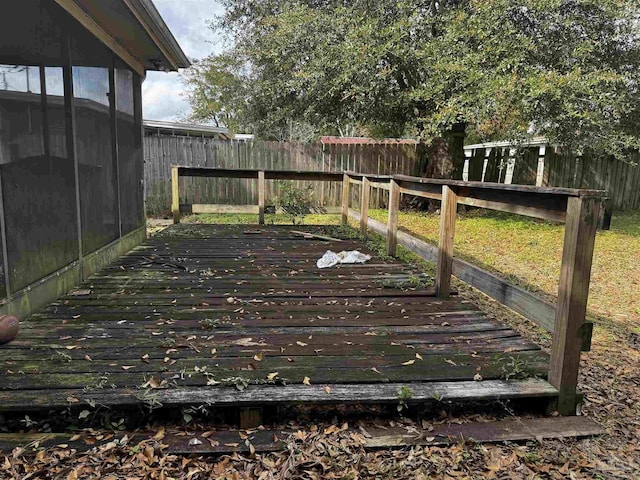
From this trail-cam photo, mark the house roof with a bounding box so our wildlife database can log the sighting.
[55,0,191,74]
[144,119,233,139]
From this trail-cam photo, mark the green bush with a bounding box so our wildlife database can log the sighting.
[276,181,315,225]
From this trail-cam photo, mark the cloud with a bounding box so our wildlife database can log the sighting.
[142,72,190,121]
[142,0,225,121]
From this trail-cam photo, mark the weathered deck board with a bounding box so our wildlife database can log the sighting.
[0,416,603,453]
[0,224,554,411]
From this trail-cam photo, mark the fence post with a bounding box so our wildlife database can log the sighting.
[436,185,458,298]
[258,170,265,225]
[386,179,400,256]
[549,196,600,415]
[360,176,370,235]
[341,173,350,225]
[171,165,180,224]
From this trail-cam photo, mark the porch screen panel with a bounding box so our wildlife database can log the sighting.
[0,65,78,291]
[116,69,144,234]
[73,66,119,254]
[0,237,4,299]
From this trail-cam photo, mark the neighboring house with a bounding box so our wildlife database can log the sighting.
[144,119,233,140]
[0,0,189,319]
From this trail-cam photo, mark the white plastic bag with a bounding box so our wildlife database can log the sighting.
[317,250,371,269]
[316,251,341,268]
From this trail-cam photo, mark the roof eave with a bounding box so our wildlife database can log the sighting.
[124,0,191,70]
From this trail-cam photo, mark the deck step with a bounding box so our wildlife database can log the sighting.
[0,416,602,454]
[0,379,557,411]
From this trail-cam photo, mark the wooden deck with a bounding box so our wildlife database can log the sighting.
[0,224,557,411]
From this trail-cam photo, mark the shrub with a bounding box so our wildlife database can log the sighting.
[276,181,315,225]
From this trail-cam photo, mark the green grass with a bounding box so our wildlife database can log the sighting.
[367,208,640,332]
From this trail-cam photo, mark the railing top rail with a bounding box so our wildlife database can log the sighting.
[392,174,606,199]
[174,166,606,199]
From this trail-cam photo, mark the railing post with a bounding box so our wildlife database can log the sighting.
[258,170,265,225]
[436,185,458,298]
[386,179,400,256]
[341,173,350,225]
[171,165,180,224]
[549,196,600,415]
[360,176,370,235]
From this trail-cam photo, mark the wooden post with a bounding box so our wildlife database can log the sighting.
[341,173,350,225]
[258,170,265,225]
[386,179,400,256]
[436,186,458,299]
[549,196,600,415]
[360,176,370,235]
[171,165,180,224]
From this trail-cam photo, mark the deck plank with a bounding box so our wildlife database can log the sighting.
[0,224,554,411]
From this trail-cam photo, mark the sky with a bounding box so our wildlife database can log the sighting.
[142,0,225,122]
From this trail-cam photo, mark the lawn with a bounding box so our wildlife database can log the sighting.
[366,208,640,335]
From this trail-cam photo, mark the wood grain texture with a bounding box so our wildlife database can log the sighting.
[258,170,265,224]
[0,224,552,412]
[386,179,400,256]
[436,186,458,299]
[0,416,601,454]
[549,197,600,414]
[341,173,350,224]
[360,176,370,234]
[171,165,180,224]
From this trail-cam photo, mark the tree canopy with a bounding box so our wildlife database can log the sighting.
[186,0,640,157]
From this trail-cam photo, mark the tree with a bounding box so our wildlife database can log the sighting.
[193,0,640,163]
[182,52,252,131]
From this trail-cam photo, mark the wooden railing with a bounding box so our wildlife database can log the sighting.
[171,165,606,415]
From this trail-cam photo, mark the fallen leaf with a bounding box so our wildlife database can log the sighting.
[84,355,92,362]
[445,359,458,366]
[473,373,483,381]
[324,386,331,394]
[253,353,263,362]
[402,359,416,366]
[153,427,165,440]
[371,367,382,375]
[415,353,423,360]
[267,372,279,380]
[324,425,339,434]
[121,365,134,370]
[141,354,150,363]
[303,376,311,385]
[296,341,308,347]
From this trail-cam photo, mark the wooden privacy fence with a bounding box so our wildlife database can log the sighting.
[464,143,640,212]
[171,165,606,415]
[145,137,424,215]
